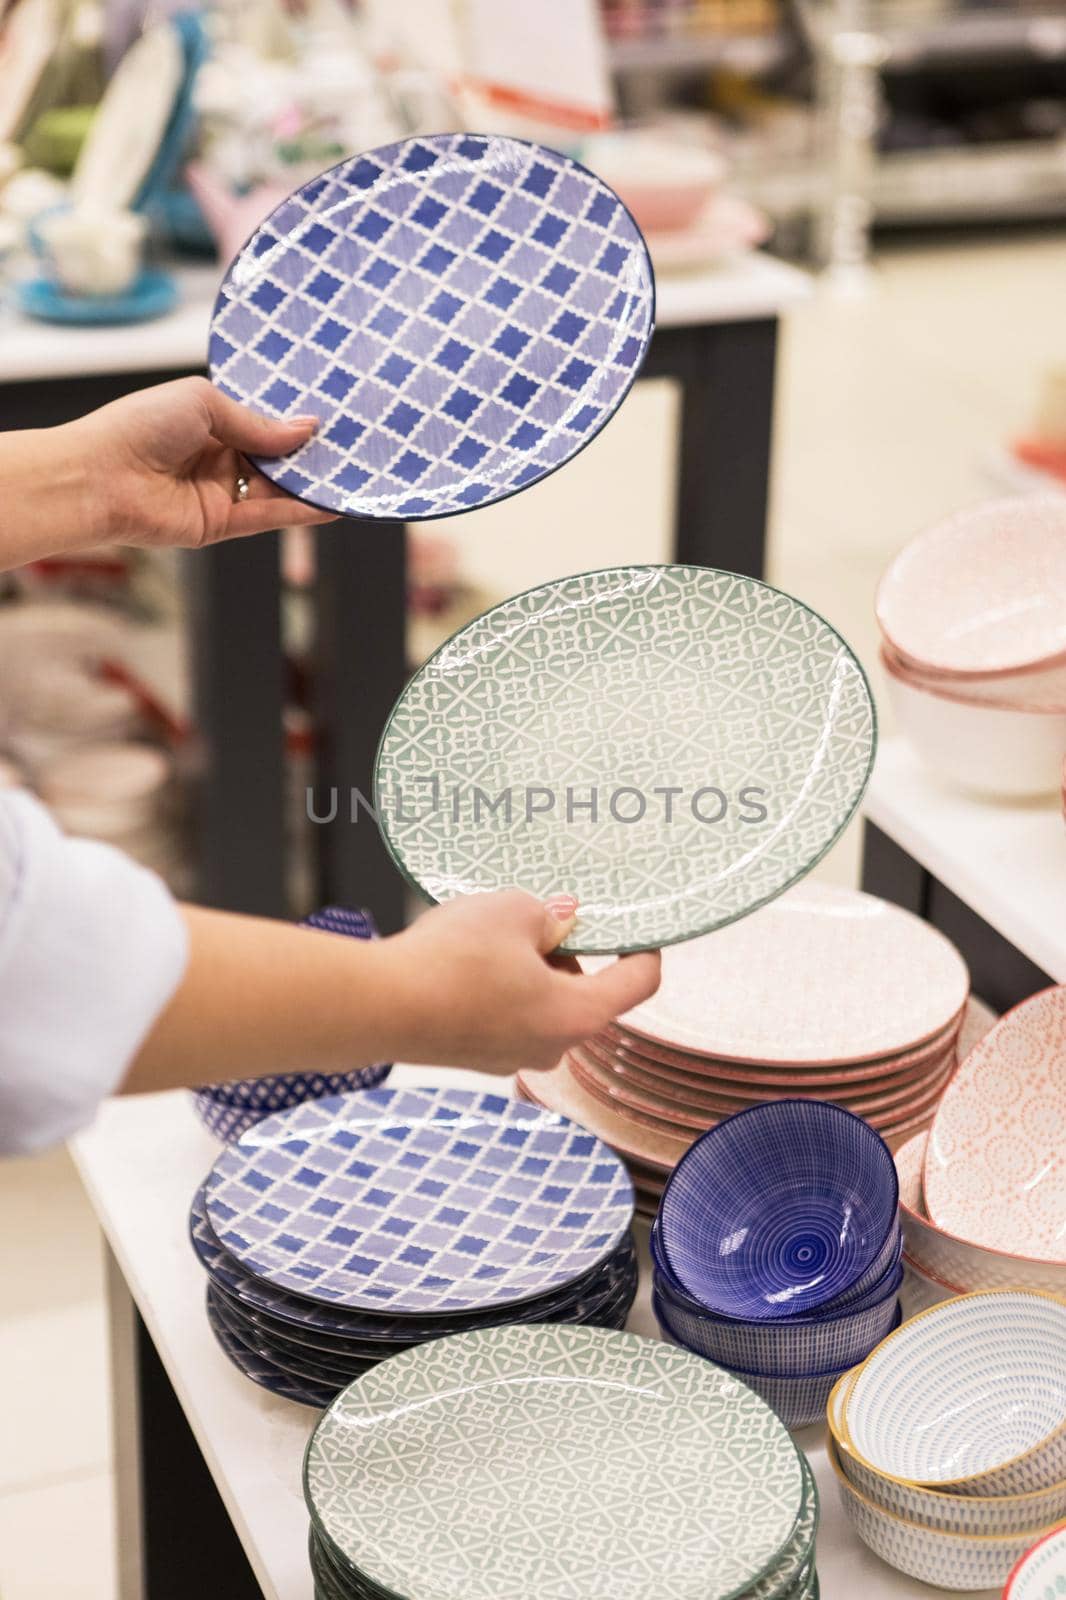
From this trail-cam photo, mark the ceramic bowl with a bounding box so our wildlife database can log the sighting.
[876,496,1066,680]
[843,1291,1066,1494]
[1004,1524,1066,1599]
[882,651,1066,798]
[728,1360,862,1431]
[829,1371,1066,1536]
[658,1100,900,1321]
[828,1436,1054,1591]
[194,1063,393,1143]
[896,1133,1066,1297]
[924,986,1066,1266]
[651,1266,902,1376]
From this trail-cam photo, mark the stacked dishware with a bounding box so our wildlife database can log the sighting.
[303,1324,821,1600]
[193,907,391,1141]
[876,496,1066,797]
[519,883,971,1212]
[827,1290,1066,1590]
[651,1100,903,1428]
[190,1086,639,1406]
[896,984,1066,1302]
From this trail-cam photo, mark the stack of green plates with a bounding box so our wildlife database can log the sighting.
[303,1323,820,1600]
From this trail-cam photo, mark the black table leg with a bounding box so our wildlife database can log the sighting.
[184,535,287,916]
[861,819,1051,1012]
[311,521,407,934]
[642,318,778,579]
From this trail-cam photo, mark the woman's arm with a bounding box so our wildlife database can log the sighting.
[126,893,660,1092]
[0,376,331,570]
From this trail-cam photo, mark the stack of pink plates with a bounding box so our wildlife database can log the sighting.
[876,497,1066,797]
[519,883,972,1216]
[898,984,1066,1301]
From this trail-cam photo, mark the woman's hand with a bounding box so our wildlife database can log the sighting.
[72,376,333,548]
[377,890,662,1075]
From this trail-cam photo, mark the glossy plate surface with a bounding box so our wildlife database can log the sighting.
[209,133,653,520]
[1004,1525,1066,1600]
[845,1291,1066,1490]
[925,985,1066,1264]
[375,566,875,954]
[205,1086,632,1313]
[608,882,966,1062]
[304,1323,805,1600]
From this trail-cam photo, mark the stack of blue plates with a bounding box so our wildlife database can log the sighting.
[189,1085,638,1406]
[193,906,391,1141]
[653,1100,903,1427]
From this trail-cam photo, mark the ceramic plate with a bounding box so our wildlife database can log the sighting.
[205,1086,633,1313]
[71,24,184,210]
[375,567,875,953]
[204,1285,333,1408]
[603,882,965,1058]
[209,133,653,521]
[15,270,178,326]
[925,985,1066,1263]
[304,1324,805,1600]
[517,1058,694,1173]
[1004,1525,1066,1600]
[190,1183,635,1344]
[876,497,1066,678]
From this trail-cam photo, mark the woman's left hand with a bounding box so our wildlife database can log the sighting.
[73,376,333,548]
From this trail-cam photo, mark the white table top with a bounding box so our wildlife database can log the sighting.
[865,738,1066,983]
[0,253,810,385]
[71,1063,993,1600]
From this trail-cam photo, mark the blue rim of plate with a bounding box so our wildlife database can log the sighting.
[208,132,655,522]
[203,1085,635,1314]
[189,1180,635,1339]
[372,563,878,955]
[204,1284,333,1408]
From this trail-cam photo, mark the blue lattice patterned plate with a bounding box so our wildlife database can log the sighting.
[204,1085,634,1314]
[208,133,654,521]
[189,1182,635,1342]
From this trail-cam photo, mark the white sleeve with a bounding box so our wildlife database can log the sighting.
[0,791,189,1157]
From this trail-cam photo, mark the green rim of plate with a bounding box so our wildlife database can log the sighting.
[303,1324,807,1600]
[373,564,876,954]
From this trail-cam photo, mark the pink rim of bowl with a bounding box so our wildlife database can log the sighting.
[880,647,1066,716]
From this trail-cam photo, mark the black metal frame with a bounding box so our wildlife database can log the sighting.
[860,821,1051,1012]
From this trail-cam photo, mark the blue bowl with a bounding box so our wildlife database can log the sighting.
[651,1268,902,1376]
[192,905,390,1141]
[657,1100,900,1321]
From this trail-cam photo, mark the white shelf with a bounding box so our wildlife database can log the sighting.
[607,29,786,73]
[864,738,1066,983]
[0,254,810,386]
[72,1063,993,1600]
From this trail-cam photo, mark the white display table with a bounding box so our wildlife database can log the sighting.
[0,256,809,383]
[71,1064,989,1600]
[862,739,1064,1009]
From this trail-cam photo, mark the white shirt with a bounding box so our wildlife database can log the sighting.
[0,791,189,1156]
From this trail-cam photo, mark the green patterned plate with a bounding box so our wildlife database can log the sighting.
[374,565,875,952]
[304,1323,806,1600]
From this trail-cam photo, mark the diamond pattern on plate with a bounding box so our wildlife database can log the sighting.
[205,1086,633,1313]
[374,565,876,952]
[305,1324,806,1600]
[209,134,654,520]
